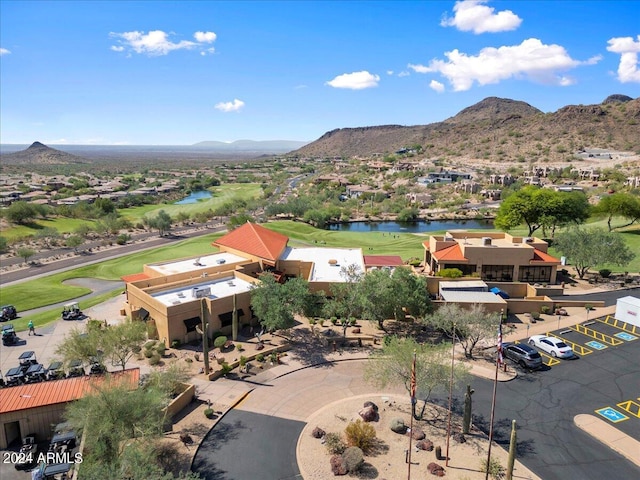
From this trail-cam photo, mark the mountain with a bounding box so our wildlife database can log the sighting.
[0,141,89,165]
[289,95,640,161]
[192,139,309,153]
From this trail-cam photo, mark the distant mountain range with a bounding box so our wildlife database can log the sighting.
[289,94,640,161]
[2,94,638,165]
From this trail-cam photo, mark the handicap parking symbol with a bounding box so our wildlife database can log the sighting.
[585,341,607,350]
[614,332,637,341]
[595,407,629,423]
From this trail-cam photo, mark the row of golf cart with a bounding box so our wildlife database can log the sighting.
[1,351,106,387]
[0,304,18,322]
[14,422,78,477]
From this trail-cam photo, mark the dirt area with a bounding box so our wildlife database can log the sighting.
[297,394,539,480]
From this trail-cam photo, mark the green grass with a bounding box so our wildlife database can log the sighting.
[120,183,262,222]
[9,289,123,332]
[0,183,262,240]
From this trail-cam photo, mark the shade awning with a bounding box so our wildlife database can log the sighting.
[183,317,201,333]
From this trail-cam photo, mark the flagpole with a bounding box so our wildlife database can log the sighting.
[407,350,417,480]
[486,310,503,480]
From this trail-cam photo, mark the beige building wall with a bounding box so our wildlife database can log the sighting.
[0,404,67,448]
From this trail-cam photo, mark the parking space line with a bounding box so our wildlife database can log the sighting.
[617,400,640,419]
[546,332,593,356]
[569,324,624,346]
[599,315,638,335]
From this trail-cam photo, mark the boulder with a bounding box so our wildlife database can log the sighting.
[312,427,326,439]
[427,462,446,477]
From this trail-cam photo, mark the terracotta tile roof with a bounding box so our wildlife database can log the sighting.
[531,248,561,264]
[0,368,140,415]
[121,273,151,283]
[432,244,468,262]
[212,222,289,262]
[363,255,404,267]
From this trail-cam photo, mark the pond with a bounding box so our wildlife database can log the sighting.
[175,190,213,204]
[327,219,494,233]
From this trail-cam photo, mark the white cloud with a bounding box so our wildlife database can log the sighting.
[194,31,217,43]
[429,80,445,93]
[398,71,410,77]
[607,35,640,83]
[215,99,245,112]
[410,38,593,91]
[110,29,217,56]
[326,71,380,90]
[387,70,394,75]
[441,0,522,34]
[0,48,11,56]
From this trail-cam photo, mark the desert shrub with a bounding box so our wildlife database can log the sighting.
[239,356,248,367]
[220,362,232,375]
[324,432,346,455]
[256,353,264,362]
[184,357,193,363]
[480,457,505,479]
[144,349,154,358]
[204,408,214,418]
[269,352,278,363]
[341,446,364,474]
[236,344,244,352]
[530,312,540,320]
[213,336,228,349]
[330,317,338,325]
[540,305,550,314]
[349,317,356,326]
[144,340,157,349]
[585,304,593,311]
[439,268,463,278]
[344,420,376,453]
[156,342,166,356]
[149,353,161,365]
[171,339,181,349]
[318,319,325,326]
[599,268,612,278]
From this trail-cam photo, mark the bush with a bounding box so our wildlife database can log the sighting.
[256,353,264,362]
[439,268,463,278]
[149,353,161,365]
[540,305,550,314]
[480,457,505,479]
[220,362,232,375]
[330,317,338,325]
[156,342,166,356]
[204,408,214,419]
[144,348,154,358]
[239,356,248,367]
[236,344,244,352]
[213,336,228,349]
[324,432,346,455]
[585,304,593,311]
[341,446,364,474]
[144,340,157,349]
[531,312,541,320]
[171,339,181,349]
[344,420,376,453]
[599,268,612,278]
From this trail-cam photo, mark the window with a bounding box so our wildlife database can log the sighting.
[518,266,551,283]
[481,265,514,282]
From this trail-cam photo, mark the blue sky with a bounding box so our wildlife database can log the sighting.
[1,0,639,146]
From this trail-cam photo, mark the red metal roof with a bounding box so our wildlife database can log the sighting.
[212,222,289,262]
[432,244,468,262]
[0,368,140,415]
[363,255,404,267]
[531,248,561,264]
[121,273,151,283]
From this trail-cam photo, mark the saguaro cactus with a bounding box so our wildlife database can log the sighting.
[507,419,517,480]
[463,384,474,434]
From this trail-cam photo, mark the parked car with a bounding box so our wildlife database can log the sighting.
[2,323,18,345]
[529,335,574,358]
[0,304,18,321]
[503,342,543,369]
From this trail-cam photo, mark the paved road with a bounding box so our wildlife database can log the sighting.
[1,224,228,286]
[434,327,640,480]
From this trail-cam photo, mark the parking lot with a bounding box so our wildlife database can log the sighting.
[463,314,640,480]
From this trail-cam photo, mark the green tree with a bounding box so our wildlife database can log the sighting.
[145,210,173,236]
[227,213,255,230]
[5,201,39,224]
[495,187,588,236]
[66,234,85,253]
[250,274,311,332]
[102,321,147,371]
[554,227,636,278]
[16,247,36,264]
[364,336,468,419]
[593,192,640,231]
[427,303,499,358]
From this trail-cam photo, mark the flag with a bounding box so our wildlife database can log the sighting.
[410,351,417,404]
[497,322,503,366]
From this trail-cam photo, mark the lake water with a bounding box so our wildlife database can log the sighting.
[327,219,494,233]
[175,190,213,204]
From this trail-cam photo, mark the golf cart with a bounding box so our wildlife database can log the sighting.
[61,302,83,321]
[19,350,38,368]
[46,361,66,381]
[24,364,47,384]
[31,462,73,480]
[2,323,18,345]
[88,355,106,375]
[67,359,85,378]
[5,366,25,386]
[0,304,17,321]
[14,434,38,470]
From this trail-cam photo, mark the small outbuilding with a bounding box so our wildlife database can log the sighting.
[615,296,640,327]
